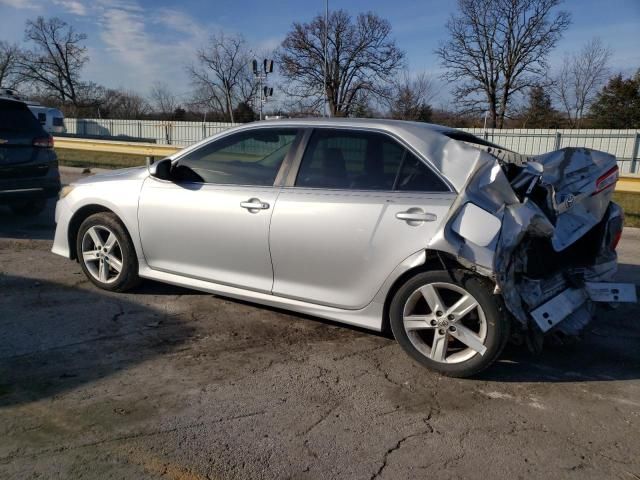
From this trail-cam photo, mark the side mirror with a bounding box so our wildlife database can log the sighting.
[149,158,172,180]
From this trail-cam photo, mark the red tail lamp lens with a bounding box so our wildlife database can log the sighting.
[593,166,619,195]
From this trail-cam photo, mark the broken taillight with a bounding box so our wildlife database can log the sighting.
[593,165,619,195]
[611,210,624,250]
[33,136,54,148]
[611,229,623,250]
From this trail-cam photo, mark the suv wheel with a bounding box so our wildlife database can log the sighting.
[389,270,510,378]
[76,212,141,292]
[10,199,46,216]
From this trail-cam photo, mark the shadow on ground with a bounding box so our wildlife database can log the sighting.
[0,200,56,241]
[0,274,196,407]
[478,262,640,383]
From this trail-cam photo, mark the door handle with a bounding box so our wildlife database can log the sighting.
[240,198,270,211]
[396,209,437,224]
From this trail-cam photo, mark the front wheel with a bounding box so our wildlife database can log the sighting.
[76,212,141,292]
[389,270,510,378]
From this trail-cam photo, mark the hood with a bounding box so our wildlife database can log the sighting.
[73,166,149,185]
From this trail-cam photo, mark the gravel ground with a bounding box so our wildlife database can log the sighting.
[0,168,639,480]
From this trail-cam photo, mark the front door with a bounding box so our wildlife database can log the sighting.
[138,128,299,293]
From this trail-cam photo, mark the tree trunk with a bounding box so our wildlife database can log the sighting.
[487,92,498,128]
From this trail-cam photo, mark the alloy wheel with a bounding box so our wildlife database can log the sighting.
[81,225,123,284]
[402,282,488,364]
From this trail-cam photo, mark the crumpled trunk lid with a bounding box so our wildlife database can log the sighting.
[429,142,635,336]
[530,148,619,251]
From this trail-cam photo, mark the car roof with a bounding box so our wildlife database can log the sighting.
[252,117,456,134]
[0,96,28,106]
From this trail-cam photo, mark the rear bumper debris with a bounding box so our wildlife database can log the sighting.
[428,145,636,338]
[530,282,637,333]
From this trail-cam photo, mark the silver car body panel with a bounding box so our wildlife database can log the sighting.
[52,119,635,334]
[269,188,455,309]
[52,167,148,260]
[138,179,278,293]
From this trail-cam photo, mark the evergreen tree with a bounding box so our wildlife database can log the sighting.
[589,71,640,128]
[520,86,561,128]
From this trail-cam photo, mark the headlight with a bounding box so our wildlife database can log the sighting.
[59,185,75,199]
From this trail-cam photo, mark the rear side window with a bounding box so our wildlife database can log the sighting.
[53,117,64,127]
[37,113,46,124]
[175,128,298,186]
[395,152,450,192]
[295,129,448,192]
[0,100,44,134]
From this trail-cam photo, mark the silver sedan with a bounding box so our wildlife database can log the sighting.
[52,118,634,377]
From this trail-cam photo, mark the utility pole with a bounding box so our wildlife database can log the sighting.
[252,59,274,121]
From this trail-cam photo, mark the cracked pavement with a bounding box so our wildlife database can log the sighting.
[0,168,639,479]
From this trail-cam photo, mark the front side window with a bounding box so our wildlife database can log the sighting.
[295,129,448,192]
[174,128,298,186]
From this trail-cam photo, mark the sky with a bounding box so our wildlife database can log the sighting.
[1,0,639,107]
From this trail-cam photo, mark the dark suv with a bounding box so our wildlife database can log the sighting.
[0,97,61,215]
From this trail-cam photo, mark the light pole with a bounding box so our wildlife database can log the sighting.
[252,59,274,121]
[324,0,330,117]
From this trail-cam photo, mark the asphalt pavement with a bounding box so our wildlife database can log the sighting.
[0,168,638,479]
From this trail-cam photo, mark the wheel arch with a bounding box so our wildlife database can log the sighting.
[68,205,126,260]
[381,250,475,335]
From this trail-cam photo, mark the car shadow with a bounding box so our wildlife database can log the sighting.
[478,262,640,382]
[0,199,56,240]
[132,279,209,296]
[480,322,640,383]
[0,274,196,407]
[160,274,640,383]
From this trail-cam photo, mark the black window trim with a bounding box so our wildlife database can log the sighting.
[165,126,305,188]
[282,126,454,193]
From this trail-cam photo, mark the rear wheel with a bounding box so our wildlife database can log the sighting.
[389,270,509,378]
[10,199,46,216]
[76,212,141,292]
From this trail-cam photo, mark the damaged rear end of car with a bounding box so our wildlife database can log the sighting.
[431,138,636,349]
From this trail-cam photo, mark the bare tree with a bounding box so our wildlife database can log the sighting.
[553,38,610,128]
[277,10,405,116]
[16,17,89,107]
[436,0,571,128]
[187,32,255,123]
[96,88,150,119]
[150,82,178,119]
[388,71,438,121]
[0,41,21,89]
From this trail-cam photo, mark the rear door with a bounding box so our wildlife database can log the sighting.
[269,128,456,309]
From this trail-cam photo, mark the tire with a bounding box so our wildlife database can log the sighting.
[10,199,46,216]
[76,212,141,292]
[389,269,510,378]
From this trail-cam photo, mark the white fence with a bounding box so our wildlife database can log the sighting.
[63,119,640,174]
[463,128,640,174]
[63,118,237,146]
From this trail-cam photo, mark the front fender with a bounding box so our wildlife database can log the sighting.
[51,180,145,262]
